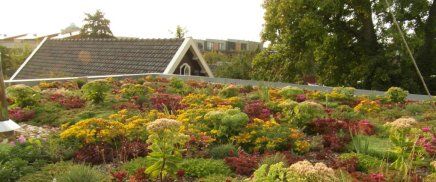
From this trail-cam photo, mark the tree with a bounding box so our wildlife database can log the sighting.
[0,46,32,78]
[80,10,114,38]
[173,25,187,38]
[254,0,434,94]
[203,51,257,79]
[61,23,80,34]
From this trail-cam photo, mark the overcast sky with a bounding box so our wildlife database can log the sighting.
[1,0,265,41]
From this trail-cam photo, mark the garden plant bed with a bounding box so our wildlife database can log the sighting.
[1,76,435,182]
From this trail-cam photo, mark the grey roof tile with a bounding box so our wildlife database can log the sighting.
[14,38,184,79]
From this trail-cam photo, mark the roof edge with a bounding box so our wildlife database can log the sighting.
[10,37,48,80]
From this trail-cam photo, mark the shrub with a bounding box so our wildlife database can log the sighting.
[386,87,408,103]
[8,107,35,122]
[293,101,325,127]
[224,150,260,176]
[204,108,249,142]
[6,84,40,107]
[339,153,384,172]
[331,105,362,121]
[73,143,115,165]
[55,165,110,182]
[179,158,231,178]
[81,79,111,104]
[279,86,304,99]
[219,85,239,98]
[199,174,235,182]
[208,143,238,159]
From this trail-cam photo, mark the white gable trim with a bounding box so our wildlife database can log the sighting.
[10,37,48,80]
[164,37,214,77]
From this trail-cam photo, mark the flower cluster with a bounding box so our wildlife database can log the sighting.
[287,160,337,181]
[384,117,417,130]
[354,99,380,113]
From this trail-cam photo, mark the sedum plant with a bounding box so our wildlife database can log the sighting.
[81,79,111,104]
[145,118,188,181]
[386,87,408,103]
[204,108,249,142]
[6,84,40,108]
[292,101,325,127]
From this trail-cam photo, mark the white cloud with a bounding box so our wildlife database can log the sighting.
[1,0,264,41]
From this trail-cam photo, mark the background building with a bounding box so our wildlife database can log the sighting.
[195,39,262,53]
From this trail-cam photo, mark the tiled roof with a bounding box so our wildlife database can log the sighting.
[14,38,184,79]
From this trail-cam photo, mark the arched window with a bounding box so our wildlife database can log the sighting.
[180,63,191,76]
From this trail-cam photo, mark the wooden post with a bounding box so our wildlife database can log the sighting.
[0,52,20,134]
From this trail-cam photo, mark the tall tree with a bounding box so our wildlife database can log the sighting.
[80,10,114,38]
[254,0,434,94]
[173,25,187,38]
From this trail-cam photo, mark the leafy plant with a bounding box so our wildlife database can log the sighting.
[293,101,326,127]
[204,108,249,142]
[178,158,231,178]
[145,118,188,181]
[6,84,40,107]
[339,153,384,172]
[8,107,35,122]
[81,79,111,104]
[386,87,408,103]
[224,150,260,176]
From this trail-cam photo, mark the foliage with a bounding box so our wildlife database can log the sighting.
[120,83,153,101]
[255,0,435,94]
[8,107,35,122]
[55,164,110,182]
[233,118,307,153]
[243,100,271,121]
[354,99,381,113]
[286,160,337,182]
[259,152,289,167]
[0,46,32,78]
[204,108,249,142]
[118,157,147,175]
[339,153,384,172]
[173,25,187,38]
[168,77,190,95]
[208,143,237,159]
[150,93,185,113]
[178,158,231,178]
[145,118,188,181]
[60,118,125,144]
[214,52,257,79]
[17,161,74,182]
[328,87,356,101]
[252,162,289,182]
[219,85,239,98]
[6,84,40,108]
[80,10,114,38]
[81,80,111,104]
[292,101,326,127]
[279,86,304,100]
[224,150,260,176]
[386,87,409,103]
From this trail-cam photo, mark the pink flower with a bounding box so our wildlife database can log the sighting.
[17,135,26,144]
[422,127,430,132]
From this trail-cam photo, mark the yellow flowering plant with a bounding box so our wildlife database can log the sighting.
[232,118,307,153]
[60,118,125,144]
[354,99,380,113]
